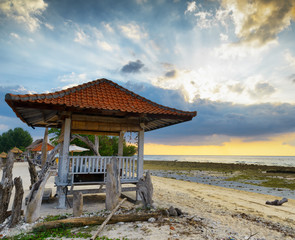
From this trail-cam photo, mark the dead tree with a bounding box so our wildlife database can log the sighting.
[105,157,121,210]
[25,144,60,223]
[8,177,24,228]
[27,158,38,189]
[72,134,100,156]
[0,151,14,223]
[136,171,153,208]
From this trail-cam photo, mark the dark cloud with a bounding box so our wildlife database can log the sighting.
[165,70,177,78]
[121,60,144,74]
[248,82,276,99]
[122,81,295,146]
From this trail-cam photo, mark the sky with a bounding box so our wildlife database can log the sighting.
[1,0,295,156]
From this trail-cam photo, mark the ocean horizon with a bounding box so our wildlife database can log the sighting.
[144,155,295,167]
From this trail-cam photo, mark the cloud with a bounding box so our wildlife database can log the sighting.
[97,40,113,52]
[0,0,48,32]
[165,70,178,78]
[219,33,228,41]
[119,23,148,41]
[10,32,20,39]
[44,23,54,30]
[185,1,197,14]
[221,0,295,46]
[123,82,295,145]
[74,28,89,45]
[248,82,276,99]
[121,60,144,73]
[285,51,295,67]
[228,83,244,94]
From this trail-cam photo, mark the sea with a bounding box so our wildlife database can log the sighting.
[144,155,295,167]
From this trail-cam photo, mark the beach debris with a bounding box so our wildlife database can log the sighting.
[266,197,288,206]
[25,143,61,223]
[105,157,121,211]
[168,206,178,216]
[73,192,83,217]
[27,158,38,190]
[91,198,127,240]
[0,151,14,224]
[33,209,160,232]
[8,177,24,228]
[136,170,153,208]
[148,217,156,223]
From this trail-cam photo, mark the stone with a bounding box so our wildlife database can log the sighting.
[168,206,178,216]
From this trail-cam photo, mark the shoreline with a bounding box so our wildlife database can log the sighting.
[144,160,295,200]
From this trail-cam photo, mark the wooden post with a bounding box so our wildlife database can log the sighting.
[118,131,124,156]
[41,127,48,167]
[9,177,24,228]
[0,151,14,224]
[136,171,153,208]
[57,117,71,209]
[73,192,83,217]
[105,157,121,211]
[137,130,144,201]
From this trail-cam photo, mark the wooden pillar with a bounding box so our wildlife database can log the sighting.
[41,127,48,167]
[57,117,71,209]
[137,130,144,179]
[118,131,124,156]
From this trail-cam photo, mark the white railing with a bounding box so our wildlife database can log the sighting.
[68,156,137,184]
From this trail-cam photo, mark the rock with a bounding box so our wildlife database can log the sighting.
[168,206,178,216]
[175,208,183,216]
[148,217,156,223]
[161,209,169,216]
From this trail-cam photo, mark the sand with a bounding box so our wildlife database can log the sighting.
[1,162,295,239]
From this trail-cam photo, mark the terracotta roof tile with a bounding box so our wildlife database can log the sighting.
[6,78,196,117]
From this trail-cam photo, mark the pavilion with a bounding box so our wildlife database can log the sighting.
[5,78,196,208]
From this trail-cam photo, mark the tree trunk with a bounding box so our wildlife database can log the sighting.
[25,144,60,223]
[72,134,100,156]
[41,127,48,167]
[105,157,121,211]
[27,158,38,189]
[136,171,153,208]
[25,172,51,223]
[94,135,100,156]
[0,151,14,224]
[33,212,160,231]
[9,177,24,228]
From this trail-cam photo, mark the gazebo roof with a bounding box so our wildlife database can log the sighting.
[10,147,23,154]
[0,152,7,158]
[5,78,196,135]
[31,143,54,152]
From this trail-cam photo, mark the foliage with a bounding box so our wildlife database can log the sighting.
[0,127,33,152]
[48,128,137,156]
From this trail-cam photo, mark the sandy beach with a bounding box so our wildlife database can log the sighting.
[1,162,295,239]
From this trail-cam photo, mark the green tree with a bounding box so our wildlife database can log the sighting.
[0,127,33,152]
[48,128,137,156]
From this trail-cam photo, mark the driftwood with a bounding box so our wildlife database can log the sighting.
[9,177,24,228]
[34,212,160,231]
[105,157,121,210]
[266,198,288,206]
[0,152,14,224]
[25,143,61,223]
[136,171,153,208]
[73,192,83,217]
[91,198,127,240]
[27,158,38,189]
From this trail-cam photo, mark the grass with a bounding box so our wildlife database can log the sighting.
[144,160,295,190]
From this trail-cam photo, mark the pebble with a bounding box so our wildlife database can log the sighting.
[148,217,156,223]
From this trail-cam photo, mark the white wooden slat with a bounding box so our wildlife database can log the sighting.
[129,158,131,179]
